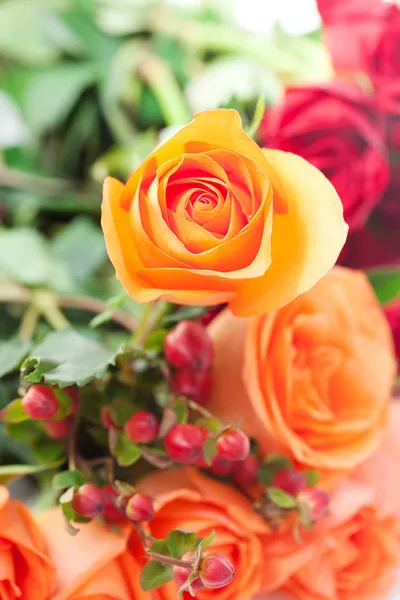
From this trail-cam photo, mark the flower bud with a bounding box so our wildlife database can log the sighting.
[233,455,259,487]
[43,418,71,439]
[165,424,207,464]
[199,552,235,589]
[22,385,60,420]
[124,410,159,444]
[272,468,307,497]
[164,320,213,370]
[72,484,104,519]
[216,429,250,462]
[170,368,212,404]
[173,565,204,592]
[125,493,154,522]
[298,488,330,521]
[101,486,125,522]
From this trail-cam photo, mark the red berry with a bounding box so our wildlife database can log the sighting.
[233,455,259,487]
[43,418,71,439]
[298,488,330,522]
[101,486,125,522]
[199,552,235,589]
[65,386,79,414]
[272,469,307,497]
[72,484,104,519]
[170,369,212,404]
[216,429,250,462]
[124,410,159,444]
[164,321,213,370]
[101,406,116,429]
[22,385,60,420]
[196,451,233,476]
[125,493,154,522]
[165,424,207,464]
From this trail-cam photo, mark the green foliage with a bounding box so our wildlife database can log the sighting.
[140,561,173,592]
[368,268,400,305]
[166,530,198,558]
[267,487,297,509]
[53,469,85,489]
[258,454,293,486]
[113,432,142,466]
[0,338,30,379]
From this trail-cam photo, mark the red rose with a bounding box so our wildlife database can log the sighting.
[261,82,389,230]
[342,223,400,270]
[368,4,400,117]
[316,0,387,72]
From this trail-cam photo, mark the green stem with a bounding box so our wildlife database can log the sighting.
[31,290,70,329]
[19,304,40,342]
[147,551,193,570]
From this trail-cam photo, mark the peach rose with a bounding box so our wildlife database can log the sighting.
[0,486,55,599]
[208,266,396,473]
[37,511,148,600]
[101,109,348,316]
[138,467,269,600]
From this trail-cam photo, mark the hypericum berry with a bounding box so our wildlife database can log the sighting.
[216,429,250,462]
[22,385,60,420]
[125,493,154,522]
[101,406,116,429]
[233,455,259,487]
[165,424,207,464]
[72,484,104,519]
[124,410,159,444]
[170,369,212,404]
[298,488,330,521]
[101,486,125,522]
[199,552,235,589]
[196,452,233,476]
[173,560,204,591]
[272,469,307,497]
[43,418,71,439]
[65,386,80,414]
[164,320,213,370]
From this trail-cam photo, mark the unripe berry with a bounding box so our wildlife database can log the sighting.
[165,424,207,464]
[124,410,159,444]
[199,552,235,589]
[233,455,259,487]
[216,429,250,462]
[298,488,330,522]
[43,418,71,439]
[272,469,307,497]
[22,385,59,420]
[170,369,212,404]
[72,484,104,519]
[164,321,213,370]
[125,493,154,522]
[101,486,125,522]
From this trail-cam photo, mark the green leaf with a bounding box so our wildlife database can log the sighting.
[140,561,173,592]
[166,530,198,559]
[150,540,171,556]
[197,417,221,433]
[0,458,64,485]
[114,432,141,467]
[171,399,188,424]
[304,470,320,486]
[367,268,400,305]
[53,470,85,490]
[258,454,293,486]
[267,487,297,509]
[203,437,217,466]
[0,228,53,287]
[109,401,135,428]
[32,438,64,463]
[89,309,114,329]
[22,328,121,387]
[201,529,216,550]
[51,216,106,281]
[1,399,29,424]
[144,329,168,352]
[6,420,42,444]
[248,95,266,138]
[0,338,30,379]
[162,305,206,325]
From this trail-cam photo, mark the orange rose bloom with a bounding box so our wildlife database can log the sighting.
[102,109,347,316]
[209,267,396,473]
[138,467,269,600]
[37,512,148,600]
[0,486,55,599]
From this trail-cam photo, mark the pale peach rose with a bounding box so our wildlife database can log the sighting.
[208,267,396,474]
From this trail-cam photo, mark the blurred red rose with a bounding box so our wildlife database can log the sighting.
[384,298,400,360]
[342,221,400,270]
[261,83,389,230]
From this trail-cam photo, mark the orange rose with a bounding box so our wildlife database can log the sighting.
[208,266,396,473]
[0,485,55,599]
[37,511,148,600]
[138,467,269,600]
[101,109,347,316]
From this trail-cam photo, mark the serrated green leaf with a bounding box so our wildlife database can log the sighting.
[1,399,29,423]
[304,470,320,486]
[258,454,293,486]
[32,438,64,463]
[201,529,216,550]
[0,457,64,485]
[109,401,135,427]
[150,540,171,556]
[53,470,85,490]
[172,399,188,424]
[0,228,55,287]
[0,338,30,379]
[197,417,221,433]
[144,329,168,352]
[22,328,121,387]
[166,530,198,559]
[114,432,141,467]
[140,561,173,591]
[267,487,297,509]
[203,437,217,466]
[367,267,400,304]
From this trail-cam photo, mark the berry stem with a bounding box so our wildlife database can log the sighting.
[147,552,193,570]
[188,400,215,420]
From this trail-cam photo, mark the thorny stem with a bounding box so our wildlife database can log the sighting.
[147,551,193,570]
